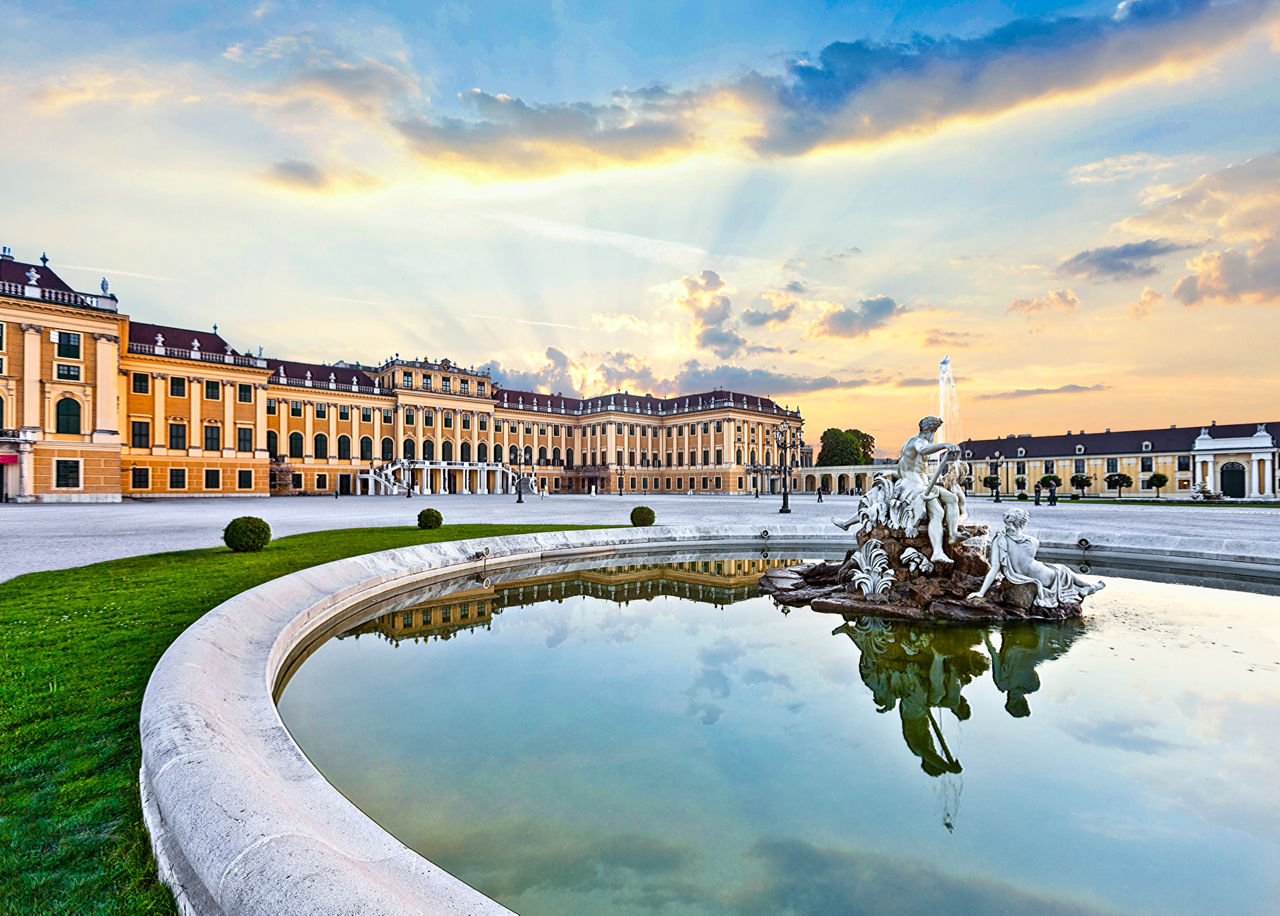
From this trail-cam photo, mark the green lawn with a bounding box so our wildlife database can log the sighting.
[0,523,599,916]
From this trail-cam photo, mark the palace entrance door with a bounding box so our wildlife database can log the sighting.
[1220,461,1246,498]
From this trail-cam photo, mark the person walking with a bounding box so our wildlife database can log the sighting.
[1048,481,1058,506]
[817,488,824,503]
[1034,482,1042,506]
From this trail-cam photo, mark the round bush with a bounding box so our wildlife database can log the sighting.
[417,508,443,530]
[1016,492,1029,501]
[223,516,271,553]
[630,505,656,527]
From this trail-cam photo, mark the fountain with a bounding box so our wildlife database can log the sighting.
[762,413,1104,621]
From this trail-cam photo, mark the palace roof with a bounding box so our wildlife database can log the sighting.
[492,387,791,417]
[961,422,1277,458]
[266,358,378,389]
[129,321,239,355]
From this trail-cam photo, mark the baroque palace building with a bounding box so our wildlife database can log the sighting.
[960,423,1278,499]
[0,249,810,503]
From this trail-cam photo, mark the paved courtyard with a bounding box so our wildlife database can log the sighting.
[4,492,1279,582]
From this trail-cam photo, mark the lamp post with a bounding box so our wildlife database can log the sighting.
[513,450,524,503]
[773,420,797,514]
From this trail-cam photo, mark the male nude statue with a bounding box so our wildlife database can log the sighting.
[897,416,963,563]
[835,415,962,563]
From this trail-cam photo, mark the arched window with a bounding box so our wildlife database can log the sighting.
[403,438,415,460]
[381,437,393,461]
[750,450,757,465]
[508,444,519,463]
[360,436,373,461]
[0,395,5,427]
[314,434,328,459]
[552,447,561,466]
[764,450,772,466]
[736,448,742,464]
[55,397,81,434]
[267,430,278,458]
[441,440,453,461]
[289,432,304,458]
[477,442,488,462]
[423,439,434,460]
[538,446,548,465]
[523,445,533,464]
[566,448,574,469]
[337,435,351,459]
[460,442,471,462]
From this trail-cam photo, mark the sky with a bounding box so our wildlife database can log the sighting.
[2,0,1278,451]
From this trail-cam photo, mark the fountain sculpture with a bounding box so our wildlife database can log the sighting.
[761,415,1104,621]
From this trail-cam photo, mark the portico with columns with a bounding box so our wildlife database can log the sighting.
[1192,424,1277,498]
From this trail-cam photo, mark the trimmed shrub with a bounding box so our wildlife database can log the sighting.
[223,516,271,553]
[1016,492,1029,501]
[630,505,656,527]
[417,508,443,530]
[1070,493,1081,500]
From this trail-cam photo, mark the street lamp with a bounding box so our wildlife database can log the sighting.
[773,420,797,514]
[512,450,524,503]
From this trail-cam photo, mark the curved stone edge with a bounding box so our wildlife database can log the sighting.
[138,524,841,915]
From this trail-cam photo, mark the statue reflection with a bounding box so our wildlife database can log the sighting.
[834,617,1083,830]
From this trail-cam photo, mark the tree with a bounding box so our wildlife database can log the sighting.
[1146,472,1168,497]
[1039,474,1062,488]
[1070,473,1092,496]
[982,474,1001,500]
[1014,476,1027,492]
[1105,472,1133,498]
[816,428,876,466]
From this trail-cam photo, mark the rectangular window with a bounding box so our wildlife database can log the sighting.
[616,449,623,465]
[444,413,453,429]
[460,603,470,620]
[266,397,276,414]
[382,409,392,424]
[423,376,432,391]
[237,384,252,403]
[1140,456,1153,473]
[204,468,220,489]
[461,380,470,395]
[477,382,486,396]
[525,424,532,434]
[402,371,412,387]
[205,380,220,400]
[169,468,186,489]
[203,425,221,451]
[715,448,722,465]
[462,414,471,430]
[361,407,372,422]
[290,401,302,417]
[702,449,710,465]
[168,423,187,450]
[714,476,722,489]
[339,405,350,420]
[479,415,488,430]
[132,372,150,394]
[442,606,452,624]
[715,421,723,432]
[131,467,149,489]
[404,408,415,425]
[702,477,709,489]
[56,332,81,359]
[1044,460,1056,474]
[1177,455,1191,472]
[1106,458,1118,474]
[425,411,434,427]
[441,378,451,392]
[988,462,999,476]
[168,377,185,398]
[1074,459,1086,474]
[1015,461,1026,475]
[55,460,80,488]
[56,363,81,380]
[676,477,683,490]
[315,403,326,419]
[130,421,150,448]
[237,427,253,452]
[316,473,327,490]
[291,473,302,489]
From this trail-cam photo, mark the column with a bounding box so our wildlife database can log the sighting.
[20,324,42,429]
[1249,454,1262,498]
[254,386,269,455]
[189,378,202,453]
[153,373,167,448]
[222,380,235,456]
[92,333,120,441]
[1264,454,1276,497]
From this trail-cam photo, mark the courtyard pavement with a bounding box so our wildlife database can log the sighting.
[3,492,1279,582]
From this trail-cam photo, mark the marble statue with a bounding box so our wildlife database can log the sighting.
[967,508,1105,607]
[835,416,962,564]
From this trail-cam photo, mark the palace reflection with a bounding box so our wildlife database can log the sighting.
[340,557,802,645]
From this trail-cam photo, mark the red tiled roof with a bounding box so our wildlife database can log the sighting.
[129,321,237,355]
[0,257,75,293]
[267,358,378,388]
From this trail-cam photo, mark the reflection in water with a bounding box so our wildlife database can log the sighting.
[835,616,1084,830]
[340,556,803,645]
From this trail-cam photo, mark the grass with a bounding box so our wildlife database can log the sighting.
[0,523,601,916]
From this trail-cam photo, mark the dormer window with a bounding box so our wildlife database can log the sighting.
[963,449,972,458]
[1141,441,1152,451]
[1017,447,1025,457]
[1076,444,1085,455]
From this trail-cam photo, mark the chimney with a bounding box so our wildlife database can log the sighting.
[1105,428,1110,433]
[0,246,13,261]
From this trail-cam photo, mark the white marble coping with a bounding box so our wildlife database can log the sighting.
[139,522,1280,915]
[139,524,850,915]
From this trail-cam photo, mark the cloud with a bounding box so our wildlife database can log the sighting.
[1172,238,1280,306]
[246,58,419,119]
[31,72,173,110]
[674,269,749,357]
[696,325,748,358]
[1120,151,1280,244]
[1007,289,1080,316]
[1063,716,1182,755]
[922,329,980,348]
[742,668,794,690]
[1058,238,1194,280]
[741,290,800,327]
[975,383,1109,400]
[261,158,382,192]
[1127,284,1165,317]
[1067,152,1186,184]
[807,295,904,338]
[895,377,938,388]
[389,0,1274,179]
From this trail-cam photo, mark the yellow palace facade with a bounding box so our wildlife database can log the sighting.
[0,249,808,503]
